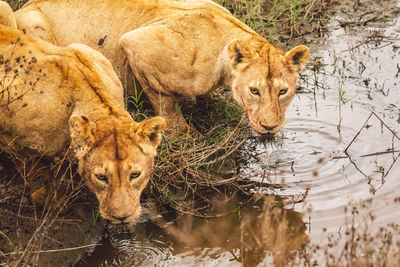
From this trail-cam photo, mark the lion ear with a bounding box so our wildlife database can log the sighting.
[69,115,95,152]
[284,45,310,73]
[227,39,254,67]
[136,117,167,155]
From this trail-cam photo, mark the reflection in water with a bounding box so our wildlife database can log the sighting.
[78,0,400,265]
[345,111,400,193]
[240,196,307,267]
[77,195,308,266]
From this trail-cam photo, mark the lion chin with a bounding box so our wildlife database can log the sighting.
[101,205,142,225]
[249,120,286,135]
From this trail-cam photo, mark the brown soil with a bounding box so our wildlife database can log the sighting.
[0,154,103,267]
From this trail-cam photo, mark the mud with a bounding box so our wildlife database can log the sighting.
[0,154,103,266]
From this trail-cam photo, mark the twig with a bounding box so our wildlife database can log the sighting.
[304,0,317,19]
[345,111,400,152]
[170,193,258,219]
[344,112,373,153]
[360,149,400,158]
[2,243,99,256]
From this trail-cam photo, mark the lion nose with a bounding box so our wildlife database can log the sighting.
[112,215,129,222]
[260,123,277,131]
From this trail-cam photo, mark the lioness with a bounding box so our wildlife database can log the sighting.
[0,22,166,224]
[15,0,309,135]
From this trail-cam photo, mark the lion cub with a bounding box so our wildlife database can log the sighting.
[15,0,309,136]
[0,22,166,224]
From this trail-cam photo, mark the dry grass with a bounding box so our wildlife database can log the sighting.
[0,150,98,266]
[147,92,253,213]
[6,0,28,11]
[293,200,400,267]
[216,0,325,46]
[239,195,308,267]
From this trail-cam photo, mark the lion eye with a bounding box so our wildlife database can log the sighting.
[279,88,288,96]
[130,171,141,180]
[95,174,108,183]
[249,87,260,96]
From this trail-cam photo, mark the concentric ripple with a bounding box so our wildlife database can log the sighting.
[243,107,400,237]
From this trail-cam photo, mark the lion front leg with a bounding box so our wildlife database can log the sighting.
[119,28,193,138]
[146,87,191,138]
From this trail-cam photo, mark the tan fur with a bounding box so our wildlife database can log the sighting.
[15,0,309,135]
[0,1,16,28]
[0,21,166,224]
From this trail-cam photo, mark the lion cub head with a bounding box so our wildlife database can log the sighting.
[227,39,309,134]
[69,115,166,224]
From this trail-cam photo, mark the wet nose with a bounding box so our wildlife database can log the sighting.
[112,215,129,222]
[260,123,277,131]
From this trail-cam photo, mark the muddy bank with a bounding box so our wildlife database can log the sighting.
[0,200,103,266]
[0,153,103,266]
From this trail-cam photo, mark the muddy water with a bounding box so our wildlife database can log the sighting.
[283,0,400,240]
[77,1,400,266]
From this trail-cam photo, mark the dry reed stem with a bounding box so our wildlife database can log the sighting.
[150,113,254,212]
[2,243,99,256]
[0,148,89,266]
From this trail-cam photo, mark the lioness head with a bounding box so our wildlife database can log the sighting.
[227,39,309,134]
[69,115,166,224]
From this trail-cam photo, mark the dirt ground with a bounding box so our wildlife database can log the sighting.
[0,153,104,266]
